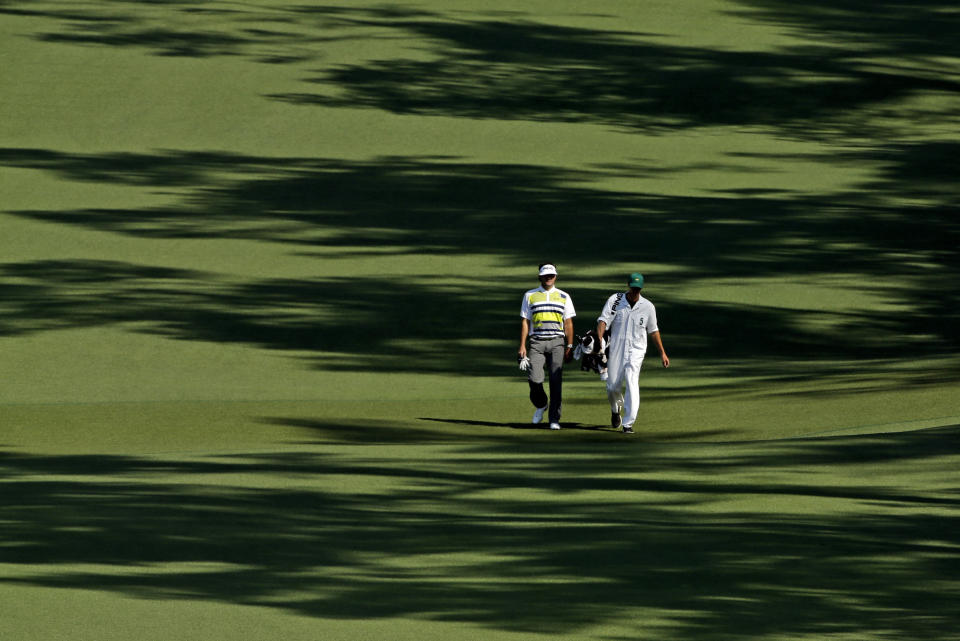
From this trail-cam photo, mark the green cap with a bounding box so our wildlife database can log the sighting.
[628,272,644,288]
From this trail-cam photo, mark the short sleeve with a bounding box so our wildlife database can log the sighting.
[520,292,531,319]
[646,303,659,334]
[597,294,616,325]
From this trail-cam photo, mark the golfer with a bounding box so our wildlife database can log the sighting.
[519,263,576,430]
[596,272,669,433]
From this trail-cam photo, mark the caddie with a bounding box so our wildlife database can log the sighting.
[595,272,669,433]
[518,263,576,430]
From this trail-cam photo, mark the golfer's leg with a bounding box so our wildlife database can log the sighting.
[528,381,547,409]
[527,340,548,409]
[547,339,564,424]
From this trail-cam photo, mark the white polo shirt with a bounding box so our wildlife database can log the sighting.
[598,292,658,361]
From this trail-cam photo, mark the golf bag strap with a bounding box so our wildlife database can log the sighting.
[609,292,624,336]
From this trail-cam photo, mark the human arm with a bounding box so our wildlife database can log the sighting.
[562,293,577,362]
[519,319,530,358]
[649,330,669,368]
[519,292,532,358]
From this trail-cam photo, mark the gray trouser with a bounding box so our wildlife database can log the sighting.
[528,336,565,424]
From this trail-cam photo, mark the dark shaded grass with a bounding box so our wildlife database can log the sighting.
[7,1,958,135]
[2,0,958,386]
[0,149,957,387]
[1,3,958,638]
[2,425,959,638]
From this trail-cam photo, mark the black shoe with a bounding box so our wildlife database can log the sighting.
[623,425,634,434]
[611,412,621,429]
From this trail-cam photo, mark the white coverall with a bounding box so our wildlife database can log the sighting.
[598,292,659,429]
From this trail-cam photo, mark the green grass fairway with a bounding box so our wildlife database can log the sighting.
[2,1,959,639]
[3,416,959,641]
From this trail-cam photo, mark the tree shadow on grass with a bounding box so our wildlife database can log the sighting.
[1,3,958,390]
[2,258,956,390]
[4,2,958,136]
[732,0,960,61]
[2,425,959,638]
[0,148,957,386]
[1,147,953,276]
[269,3,960,137]
[0,0,334,63]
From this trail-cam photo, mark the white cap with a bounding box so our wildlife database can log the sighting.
[538,264,557,277]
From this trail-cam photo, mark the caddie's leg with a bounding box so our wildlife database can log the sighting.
[606,386,623,415]
[547,338,565,424]
[620,360,644,428]
[605,365,624,415]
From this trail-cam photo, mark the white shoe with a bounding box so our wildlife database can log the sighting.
[549,423,561,430]
[532,406,546,424]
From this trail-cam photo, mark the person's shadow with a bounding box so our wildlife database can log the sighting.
[419,417,607,432]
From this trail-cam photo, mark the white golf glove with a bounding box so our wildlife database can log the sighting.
[518,356,531,371]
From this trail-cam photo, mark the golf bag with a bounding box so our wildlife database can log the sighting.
[574,293,622,381]
[575,328,610,378]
